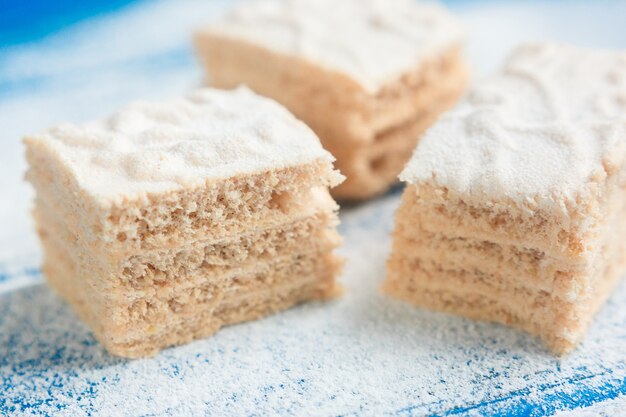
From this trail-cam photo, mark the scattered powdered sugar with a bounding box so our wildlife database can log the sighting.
[202,0,466,92]
[0,193,624,416]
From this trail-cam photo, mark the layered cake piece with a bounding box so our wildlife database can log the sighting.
[25,87,344,358]
[194,0,468,200]
[385,43,626,353]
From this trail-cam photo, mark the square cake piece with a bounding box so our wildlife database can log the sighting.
[25,87,344,358]
[194,0,468,200]
[384,43,626,354]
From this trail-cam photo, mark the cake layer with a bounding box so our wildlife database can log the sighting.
[36,204,341,314]
[196,0,465,95]
[330,82,467,199]
[383,263,623,353]
[197,35,466,147]
[27,142,340,257]
[110,251,341,341]
[397,175,626,261]
[46,249,337,357]
[42,231,341,358]
[389,235,583,301]
[125,279,335,358]
[389,200,626,305]
[55,241,339,311]
[388,198,626,300]
[387,257,582,328]
[309,52,468,148]
[386,197,626,354]
[34,198,340,281]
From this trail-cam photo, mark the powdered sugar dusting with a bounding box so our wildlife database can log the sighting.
[25,87,334,203]
[401,43,626,212]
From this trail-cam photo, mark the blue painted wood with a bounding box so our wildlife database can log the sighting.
[0,0,142,46]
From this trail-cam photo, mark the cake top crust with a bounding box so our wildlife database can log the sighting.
[26,87,334,203]
[401,43,626,212]
[202,0,465,93]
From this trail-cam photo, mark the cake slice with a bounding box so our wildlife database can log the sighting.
[194,0,468,200]
[384,43,626,354]
[25,87,344,358]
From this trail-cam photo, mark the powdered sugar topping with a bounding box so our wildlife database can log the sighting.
[202,0,466,92]
[26,87,334,203]
[401,43,626,211]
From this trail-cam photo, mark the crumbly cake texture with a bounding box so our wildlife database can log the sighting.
[385,43,626,354]
[194,0,468,200]
[24,87,344,358]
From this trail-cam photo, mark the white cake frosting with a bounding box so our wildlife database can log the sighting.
[28,87,334,201]
[203,0,466,92]
[401,43,626,211]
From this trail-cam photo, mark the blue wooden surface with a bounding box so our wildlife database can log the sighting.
[0,1,625,415]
